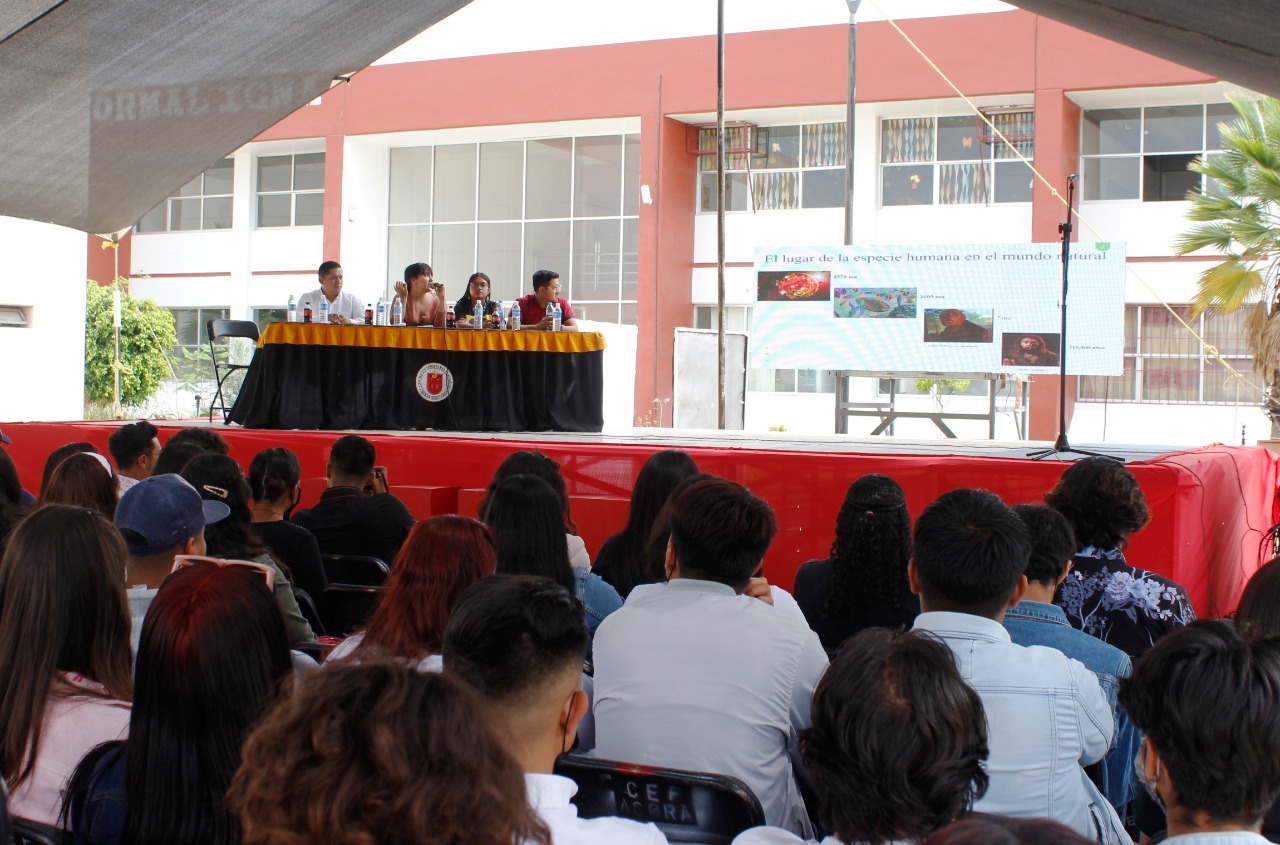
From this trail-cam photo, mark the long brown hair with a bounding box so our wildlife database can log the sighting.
[0,506,133,788]
[229,660,550,845]
[355,516,496,659]
[35,452,119,519]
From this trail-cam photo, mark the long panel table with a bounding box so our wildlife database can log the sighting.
[227,323,606,432]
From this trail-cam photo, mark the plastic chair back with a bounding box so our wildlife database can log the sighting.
[320,584,383,636]
[322,554,390,587]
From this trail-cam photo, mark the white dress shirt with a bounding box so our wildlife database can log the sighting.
[733,830,908,845]
[592,578,828,836]
[526,773,669,845]
[626,581,807,626]
[297,288,364,322]
[912,611,1120,841]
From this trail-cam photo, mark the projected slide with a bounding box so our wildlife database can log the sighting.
[751,243,1125,376]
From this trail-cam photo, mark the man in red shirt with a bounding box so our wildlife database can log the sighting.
[516,269,579,331]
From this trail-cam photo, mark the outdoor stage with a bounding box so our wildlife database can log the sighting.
[5,421,1277,618]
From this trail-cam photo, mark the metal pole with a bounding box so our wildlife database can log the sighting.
[716,0,727,430]
[108,237,123,419]
[843,0,861,246]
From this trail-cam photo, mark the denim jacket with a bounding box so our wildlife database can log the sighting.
[1004,600,1140,811]
[574,566,623,633]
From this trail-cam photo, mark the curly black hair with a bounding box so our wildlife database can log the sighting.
[826,474,912,619]
[1044,457,1149,551]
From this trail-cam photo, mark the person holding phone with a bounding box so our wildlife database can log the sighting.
[392,263,446,327]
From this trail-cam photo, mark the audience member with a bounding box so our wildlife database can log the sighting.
[65,560,293,845]
[924,817,1096,845]
[1046,457,1194,657]
[327,515,496,670]
[733,627,989,845]
[0,507,133,826]
[516,269,579,331]
[165,426,230,455]
[292,435,414,566]
[0,447,26,552]
[1005,504,1139,812]
[909,489,1125,843]
[181,453,316,645]
[792,474,919,653]
[1120,620,1280,844]
[151,439,208,476]
[106,420,159,494]
[39,442,99,495]
[594,450,699,598]
[593,478,828,835]
[482,450,590,567]
[114,474,230,653]
[297,260,362,325]
[482,475,622,635]
[247,448,326,601]
[35,452,118,518]
[443,575,668,844]
[393,262,446,327]
[229,660,552,845]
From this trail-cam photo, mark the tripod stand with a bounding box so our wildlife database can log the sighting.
[1028,175,1122,462]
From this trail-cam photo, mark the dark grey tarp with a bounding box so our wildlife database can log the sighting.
[1008,1,1280,99]
[0,0,472,235]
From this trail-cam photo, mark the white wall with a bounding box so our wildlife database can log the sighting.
[0,217,88,421]
[340,138,393,305]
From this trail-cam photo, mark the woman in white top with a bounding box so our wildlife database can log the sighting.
[733,628,989,845]
[0,506,133,827]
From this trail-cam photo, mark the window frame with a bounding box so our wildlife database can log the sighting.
[136,160,235,233]
[878,112,1035,208]
[695,123,850,214]
[255,152,325,228]
[1079,104,1231,203]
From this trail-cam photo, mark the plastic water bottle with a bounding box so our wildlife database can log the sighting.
[376,297,386,326]
[474,299,484,331]
[552,302,562,332]
[495,300,505,329]
[391,297,404,327]
[511,301,521,331]
[546,302,555,331]
[318,297,329,325]
[287,295,297,323]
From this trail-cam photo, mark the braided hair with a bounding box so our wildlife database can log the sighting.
[825,474,912,618]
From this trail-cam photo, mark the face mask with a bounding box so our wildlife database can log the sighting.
[1134,740,1167,814]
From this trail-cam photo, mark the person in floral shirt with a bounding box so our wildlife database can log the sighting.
[1046,457,1195,658]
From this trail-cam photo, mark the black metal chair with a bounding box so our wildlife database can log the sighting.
[11,818,62,845]
[294,586,325,638]
[553,755,764,844]
[320,584,384,636]
[207,318,260,423]
[321,554,390,587]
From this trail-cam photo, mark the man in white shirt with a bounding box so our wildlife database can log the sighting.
[107,418,160,494]
[443,575,666,845]
[592,478,828,836]
[298,260,363,324]
[908,488,1126,844]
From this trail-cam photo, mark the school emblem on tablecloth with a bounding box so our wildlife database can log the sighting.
[415,363,453,402]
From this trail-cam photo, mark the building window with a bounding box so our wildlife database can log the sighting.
[879,112,1035,207]
[1081,104,1235,201]
[252,307,286,332]
[169,307,230,351]
[1078,305,1259,404]
[697,123,848,212]
[256,153,325,227]
[387,134,640,324]
[137,160,234,232]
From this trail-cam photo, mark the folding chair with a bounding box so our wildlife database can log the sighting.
[294,586,325,638]
[322,554,390,587]
[553,755,764,844]
[11,818,62,845]
[207,318,260,423]
[320,584,384,636]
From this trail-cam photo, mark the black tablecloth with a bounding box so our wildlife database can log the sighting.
[228,326,605,432]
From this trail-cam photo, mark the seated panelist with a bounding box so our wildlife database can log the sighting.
[392,262,445,327]
[516,269,579,332]
[297,261,362,325]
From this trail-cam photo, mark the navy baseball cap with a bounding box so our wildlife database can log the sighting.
[115,474,230,555]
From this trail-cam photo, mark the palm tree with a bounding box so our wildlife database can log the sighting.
[1175,94,1280,435]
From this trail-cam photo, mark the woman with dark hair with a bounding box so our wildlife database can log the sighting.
[482,450,591,567]
[923,818,1094,845]
[393,262,446,327]
[247,448,325,601]
[181,453,316,645]
[453,272,501,326]
[482,475,621,634]
[65,560,293,845]
[151,440,207,477]
[733,627,989,845]
[326,516,497,670]
[35,452,118,519]
[39,442,99,495]
[792,474,919,653]
[0,506,133,826]
[0,447,27,551]
[593,450,699,598]
[229,660,552,845]
[1046,457,1194,657]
